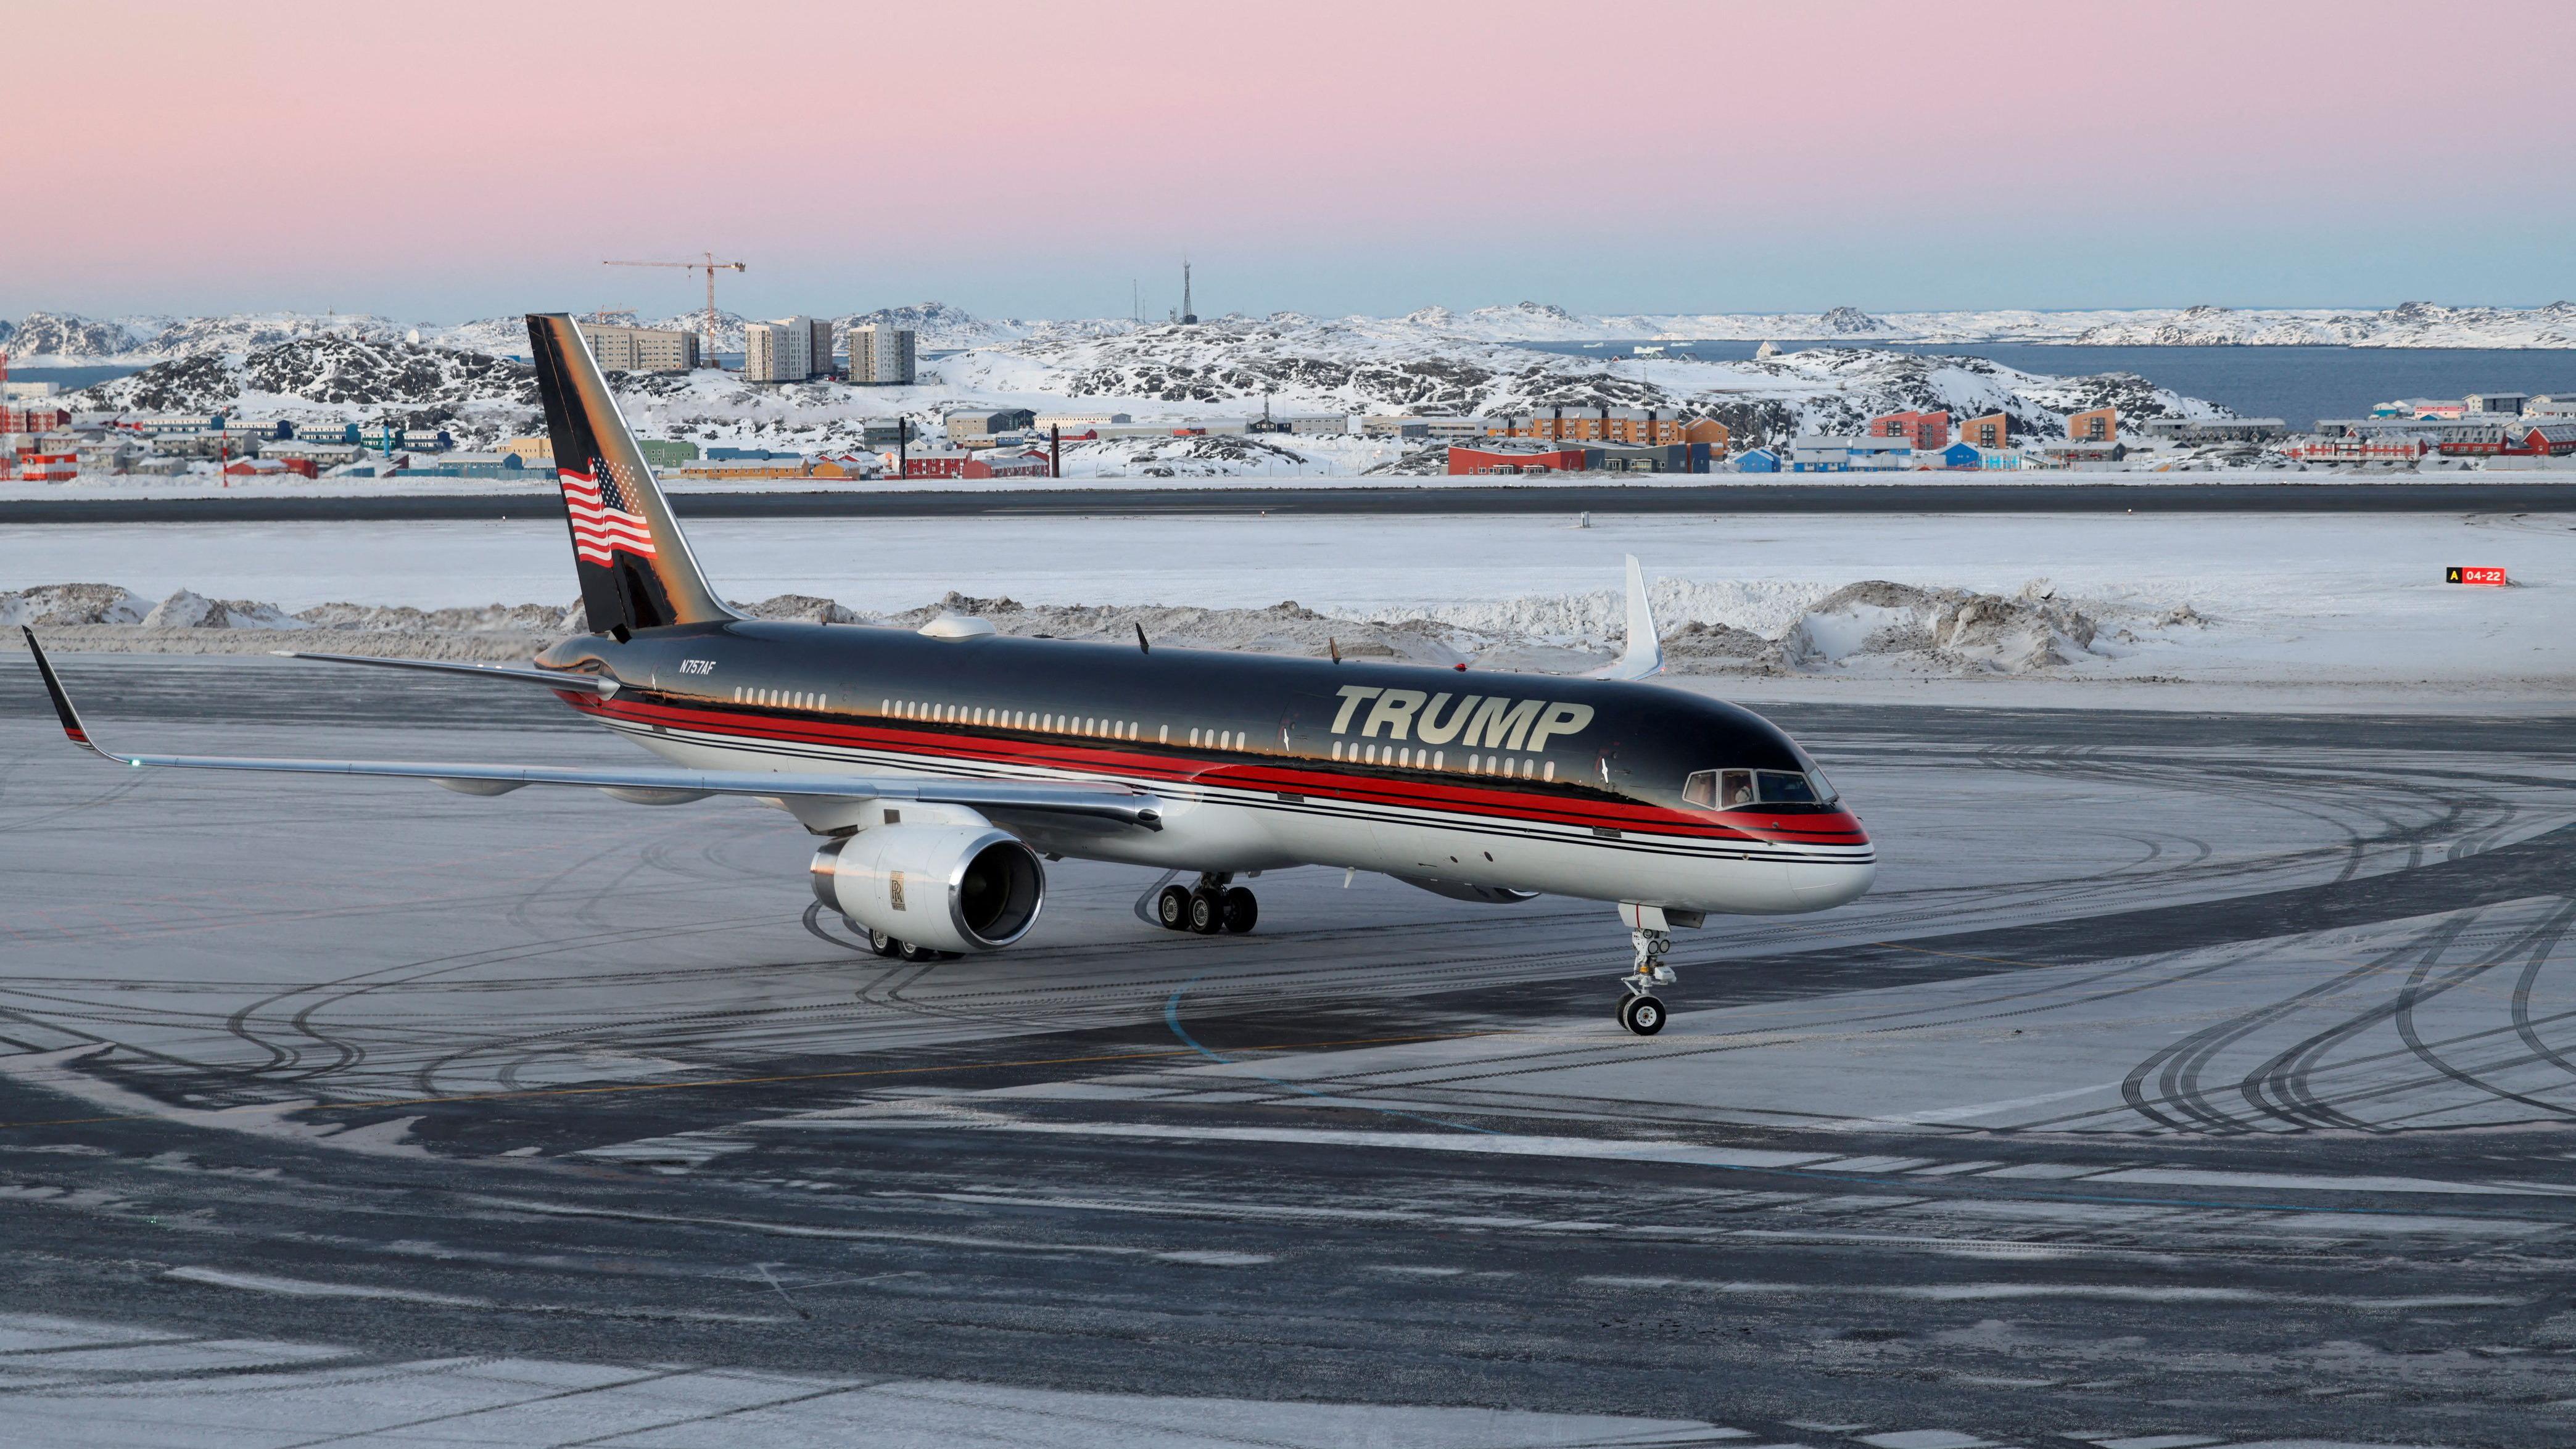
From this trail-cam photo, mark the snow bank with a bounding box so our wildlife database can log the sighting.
[2,578,2155,679]
[0,582,150,626]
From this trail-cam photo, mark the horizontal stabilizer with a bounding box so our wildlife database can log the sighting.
[273,651,619,695]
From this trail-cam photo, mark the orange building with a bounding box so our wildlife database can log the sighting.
[1867,409,1950,450]
[2066,407,2116,442]
[1495,408,1725,447]
[1962,412,2010,449]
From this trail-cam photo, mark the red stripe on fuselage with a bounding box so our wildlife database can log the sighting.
[561,691,1870,846]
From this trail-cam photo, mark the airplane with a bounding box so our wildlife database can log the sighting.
[21,313,1874,1037]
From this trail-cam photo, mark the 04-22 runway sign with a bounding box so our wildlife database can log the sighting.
[2445,566,2509,587]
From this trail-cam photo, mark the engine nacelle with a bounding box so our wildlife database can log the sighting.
[809,824,1046,952]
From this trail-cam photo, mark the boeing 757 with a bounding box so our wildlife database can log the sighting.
[23,314,1873,1036]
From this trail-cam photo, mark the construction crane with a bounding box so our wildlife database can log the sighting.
[602,253,746,360]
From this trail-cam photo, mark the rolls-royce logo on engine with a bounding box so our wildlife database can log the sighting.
[1330,685,1593,751]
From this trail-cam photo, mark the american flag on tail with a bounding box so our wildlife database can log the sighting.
[558,455,656,565]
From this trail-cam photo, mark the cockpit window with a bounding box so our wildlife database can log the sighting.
[1683,767,1837,811]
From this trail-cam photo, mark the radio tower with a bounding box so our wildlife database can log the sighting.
[1179,259,1196,325]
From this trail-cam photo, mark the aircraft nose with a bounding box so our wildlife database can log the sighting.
[1791,857,1876,908]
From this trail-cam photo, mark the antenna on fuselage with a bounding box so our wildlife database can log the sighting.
[1134,623,1150,654]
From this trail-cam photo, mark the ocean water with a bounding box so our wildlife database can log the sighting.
[8,364,147,391]
[1517,341,2576,431]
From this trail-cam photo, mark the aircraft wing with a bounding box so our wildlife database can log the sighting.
[1585,554,1665,682]
[22,629,1161,830]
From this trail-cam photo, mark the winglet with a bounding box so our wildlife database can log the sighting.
[1588,555,1664,681]
[21,629,109,757]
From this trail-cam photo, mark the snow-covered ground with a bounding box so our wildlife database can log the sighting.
[12,299,2576,366]
[6,511,2569,699]
[0,1310,1740,1449]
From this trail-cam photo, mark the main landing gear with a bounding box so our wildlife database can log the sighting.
[1617,923,1678,1036]
[863,927,957,963]
[1155,873,1258,936]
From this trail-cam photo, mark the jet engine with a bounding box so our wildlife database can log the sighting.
[809,824,1046,952]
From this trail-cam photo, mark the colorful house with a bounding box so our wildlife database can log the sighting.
[1867,409,1951,451]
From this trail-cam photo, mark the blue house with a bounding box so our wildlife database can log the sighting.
[1931,441,1981,469]
[1735,447,1781,473]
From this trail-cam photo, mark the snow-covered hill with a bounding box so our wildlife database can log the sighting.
[956,313,2221,444]
[57,308,2224,458]
[75,336,537,437]
[15,298,2576,370]
[1365,300,2576,347]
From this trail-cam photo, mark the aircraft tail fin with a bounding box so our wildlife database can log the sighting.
[524,314,732,637]
[1588,555,1664,682]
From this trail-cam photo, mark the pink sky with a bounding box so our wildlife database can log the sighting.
[13,0,2575,320]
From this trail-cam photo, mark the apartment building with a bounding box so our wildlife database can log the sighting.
[848,323,917,385]
[579,323,700,373]
[743,317,816,383]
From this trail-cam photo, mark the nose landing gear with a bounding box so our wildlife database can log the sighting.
[1155,873,1259,935]
[1617,922,1677,1036]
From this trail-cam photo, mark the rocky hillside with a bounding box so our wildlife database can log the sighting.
[960,315,2222,444]
[72,336,538,436]
[2066,300,2576,348]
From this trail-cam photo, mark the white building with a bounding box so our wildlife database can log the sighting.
[577,322,700,373]
[743,316,815,383]
[1362,415,1490,439]
[847,324,917,386]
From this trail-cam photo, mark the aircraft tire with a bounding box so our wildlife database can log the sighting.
[1157,885,1193,931]
[1619,993,1666,1036]
[1186,890,1224,935]
[897,939,938,963]
[865,928,901,958]
[1220,886,1258,934]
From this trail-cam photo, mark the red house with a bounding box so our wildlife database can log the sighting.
[1448,442,1593,475]
[1,403,70,434]
[224,457,315,480]
[898,447,1051,480]
[18,452,77,482]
